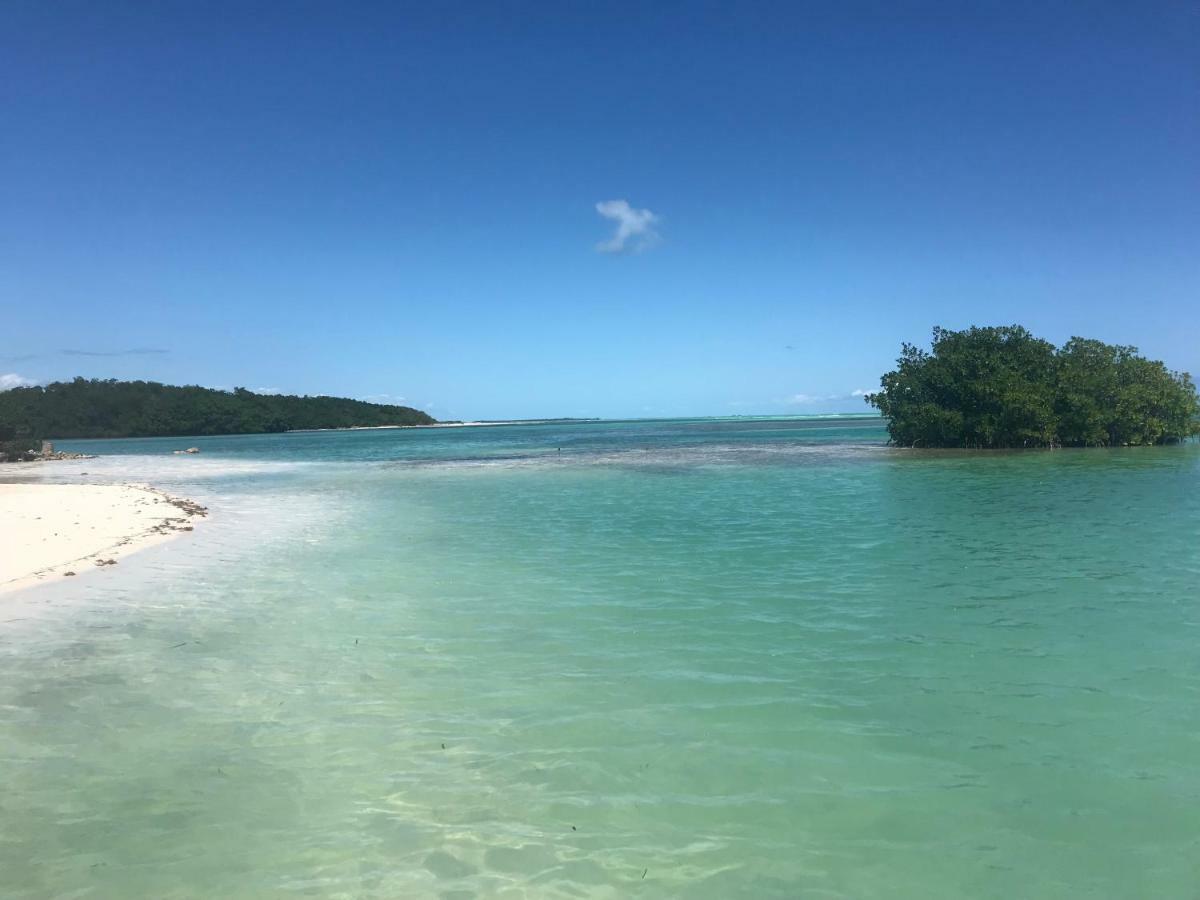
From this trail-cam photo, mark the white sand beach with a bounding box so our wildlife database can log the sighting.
[0,483,206,596]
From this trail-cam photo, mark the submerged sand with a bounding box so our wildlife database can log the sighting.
[0,483,206,595]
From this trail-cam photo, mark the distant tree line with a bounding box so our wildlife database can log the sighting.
[866,326,1200,448]
[0,378,435,440]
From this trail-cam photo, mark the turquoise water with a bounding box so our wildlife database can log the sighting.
[3,417,1199,898]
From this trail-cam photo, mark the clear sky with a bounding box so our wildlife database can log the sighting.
[2,1,1197,420]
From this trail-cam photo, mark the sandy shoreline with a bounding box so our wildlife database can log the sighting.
[0,483,207,596]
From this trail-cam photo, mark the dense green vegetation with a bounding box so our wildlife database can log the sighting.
[0,378,435,440]
[866,326,1200,448]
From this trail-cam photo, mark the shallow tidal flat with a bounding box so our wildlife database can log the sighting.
[1,418,1198,898]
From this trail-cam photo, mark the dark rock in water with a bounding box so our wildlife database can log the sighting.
[0,435,93,462]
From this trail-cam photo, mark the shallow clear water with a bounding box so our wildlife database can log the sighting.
[2,417,1198,898]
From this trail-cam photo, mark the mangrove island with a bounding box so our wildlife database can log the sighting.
[866,326,1200,448]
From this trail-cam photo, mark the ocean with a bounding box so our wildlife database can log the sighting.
[2,416,1198,898]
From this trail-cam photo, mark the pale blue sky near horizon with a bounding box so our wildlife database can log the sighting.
[2,1,1197,420]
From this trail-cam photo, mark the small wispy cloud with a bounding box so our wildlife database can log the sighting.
[786,393,822,405]
[786,389,871,405]
[0,372,37,391]
[252,387,282,395]
[61,347,170,357]
[595,199,660,253]
[362,393,407,404]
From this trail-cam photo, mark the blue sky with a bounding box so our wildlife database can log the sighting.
[2,1,1197,420]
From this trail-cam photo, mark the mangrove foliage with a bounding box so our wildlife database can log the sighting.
[865,326,1200,448]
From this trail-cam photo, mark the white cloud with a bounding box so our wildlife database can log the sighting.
[253,386,282,395]
[0,372,36,391]
[595,199,660,253]
[362,393,406,404]
[786,389,871,405]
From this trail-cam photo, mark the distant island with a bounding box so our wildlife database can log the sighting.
[0,378,435,444]
[866,326,1200,448]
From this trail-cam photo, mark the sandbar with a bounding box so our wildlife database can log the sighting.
[0,483,206,596]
